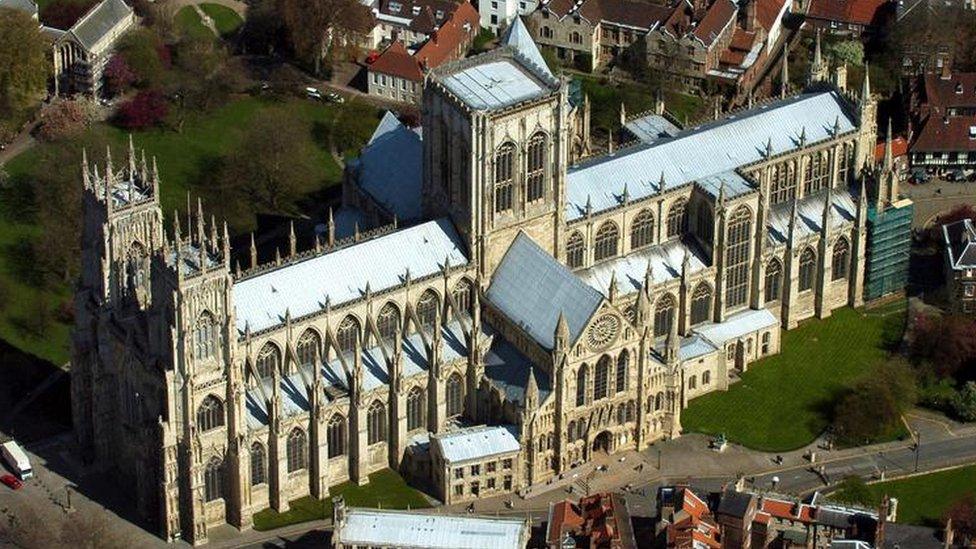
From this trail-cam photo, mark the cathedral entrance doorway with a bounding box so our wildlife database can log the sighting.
[592,431,612,454]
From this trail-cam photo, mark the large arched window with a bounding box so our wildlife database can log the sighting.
[197,395,224,432]
[594,221,619,262]
[567,231,585,268]
[204,456,223,502]
[770,162,796,204]
[765,259,782,303]
[832,238,849,280]
[327,414,346,458]
[804,151,830,194]
[526,133,546,203]
[799,248,816,291]
[494,143,515,214]
[594,356,610,400]
[666,198,687,237]
[630,209,654,249]
[838,142,852,185]
[446,373,464,417]
[194,311,218,360]
[416,290,439,332]
[287,428,307,472]
[256,342,280,379]
[615,351,629,393]
[407,387,425,431]
[296,329,320,369]
[367,401,387,445]
[452,279,473,318]
[576,365,587,407]
[690,283,712,325]
[250,443,265,485]
[654,294,675,337]
[336,316,360,356]
[725,206,752,309]
[377,302,400,344]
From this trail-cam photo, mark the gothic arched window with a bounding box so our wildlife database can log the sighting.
[690,283,712,325]
[526,133,546,203]
[250,443,265,485]
[197,395,224,432]
[799,248,817,291]
[416,290,439,332]
[377,302,400,345]
[838,142,852,185]
[765,259,782,302]
[204,456,223,502]
[576,365,587,407]
[654,294,675,337]
[446,373,464,417]
[770,162,796,204]
[194,311,218,360]
[654,392,664,411]
[367,401,387,445]
[567,231,585,268]
[804,151,830,194]
[594,356,610,400]
[327,414,346,458]
[494,143,515,214]
[832,238,849,280]
[336,315,360,356]
[630,209,654,250]
[594,221,619,262]
[725,206,752,309]
[256,342,281,379]
[407,387,425,431]
[296,329,320,369]
[666,198,687,237]
[287,428,307,472]
[452,279,473,317]
[615,351,629,393]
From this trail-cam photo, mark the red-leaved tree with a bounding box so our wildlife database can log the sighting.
[103,54,136,96]
[114,90,168,129]
[945,494,976,544]
[910,313,976,379]
[40,0,98,30]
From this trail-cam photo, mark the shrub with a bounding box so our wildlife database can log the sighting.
[953,382,976,422]
[36,100,92,142]
[115,90,169,129]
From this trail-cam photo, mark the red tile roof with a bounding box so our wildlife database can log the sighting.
[759,498,816,524]
[806,0,892,27]
[923,72,976,110]
[415,0,478,68]
[692,0,736,45]
[548,493,635,548]
[754,0,787,31]
[874,137,909,161]
[370,40,424,81]
[544,0,672,29]
[913,115,976,153]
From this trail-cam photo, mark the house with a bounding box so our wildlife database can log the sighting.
[480,0,540,35]
[363,0,472,49]
[804,0,894,37]
[658,485,723,548]
[547,492,638,548]
[429,425,521,505]
[910,71,976,175]
[942,218,976,314]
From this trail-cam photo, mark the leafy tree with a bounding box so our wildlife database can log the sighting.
[104,54,137,96]
[169,33,245,120]
[277,0,372,75]
[833,362,916,445]
[331,100,380,153]
[115,90,169,129]
[241,0,284,55]
[910,313,976,380]
[39,0,97,29]
[0,8,49,120]
[36,99,93,142]
[116,28,168,89]
[953,382,976,422]
[827,40,864,66]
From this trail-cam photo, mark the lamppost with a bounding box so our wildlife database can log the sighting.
[914,430,921,473]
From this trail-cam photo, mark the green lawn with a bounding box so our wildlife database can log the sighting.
[682,304,907,452]
[199,3,243,37]
[831,465,976,527]
[175,6,214,41]
[252,469,431,531]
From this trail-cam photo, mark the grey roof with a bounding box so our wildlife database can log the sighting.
[0,0,38,17]
[500,17,553,80]
[942,218,976,270]
[67,0,133,50]
[351,111,423,221]
[883,523,942,549]
[432,425,521,464]
[484,330,552,406]
[487,232,603,350]
[440,59,548,111]
[336,508,527,549]
[696,170,755,200]
[767,189,857,246]
[693,308,778,347]
[623,113,680,144]
[579,238,709,298]
[233,218,468,333]
[566,92,857,221]
[679,334,717,361]
[717,491,755,518]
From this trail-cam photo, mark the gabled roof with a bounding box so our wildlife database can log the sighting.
[692,0,737,46]
[336,508,528,549]
[501,16,553,79]
[432,425,521,464]
[806,0,892,27]
[414,0,479,69]
[755,0,789,31]
[693,308,778,347]
[923,72,976,109]
[369,40,424,81]
[0,0,38,18]
[579,238,709,298]
[66,0,132,50]
[942,218,976,270]
[912,114,976,153]
[487,232,603,350]
[352,111,424,221]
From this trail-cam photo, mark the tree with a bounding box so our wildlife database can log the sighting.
[944,494,976,544]
[910,313,976,380]
[115,90,169,129]
[833,363,916,446]
[36,99,93,142]
[241,0,284,55]
[169,33,245,119]
[103,54,137,96]
[331,100,380,153]
[827,40,864,66]
[0,8,49,120]
[953,382,976,422]
[277,0,372,75]
[116,28,168,89]
[39,0,97,29]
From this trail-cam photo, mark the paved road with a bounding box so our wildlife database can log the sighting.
[904,179,976,229]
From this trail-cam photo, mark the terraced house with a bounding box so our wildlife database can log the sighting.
[71,30,899,545]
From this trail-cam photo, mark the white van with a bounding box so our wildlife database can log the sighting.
[2,440,33,480]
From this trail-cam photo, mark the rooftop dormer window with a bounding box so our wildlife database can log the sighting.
[412,5,420,14]
[956,83,964,94]
[389,1,401,13]
[435,9,444,18]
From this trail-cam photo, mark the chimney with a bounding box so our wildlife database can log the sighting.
[941,62,951,80]
[744,0,757,31]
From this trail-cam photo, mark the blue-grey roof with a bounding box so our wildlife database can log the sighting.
[233,218,468,333]
[440,60,547,111]
[696,170,755,200]
[352,111,423,221]
[943,218,976,270]
[336,508,528,549]
[500,17,553,80]
[484,330,552,406]
[679,334,718,361]
[487,233,603,350]
[693,308,778,346]
[580,238,709,297]
[68,0,132,50]
[624,113,680,144]
[566,92,857,221]
[433,425,521,464]
[766,189,857,246]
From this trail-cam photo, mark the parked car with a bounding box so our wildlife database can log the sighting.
[0,474,23,490]
[1,440,32,480]
[325,92,344,104]
[305,87,323,100]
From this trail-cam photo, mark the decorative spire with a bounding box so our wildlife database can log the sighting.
[288,221,297,256]
[249,233,257,269]
[644,261,654,294]
[222,221,230,262]
[787,196,799,245]
[196,198,205,246]
[619,102,627,127]
[681,248,691,281]
[608,270,619,302]
[151,156,160,198]
[554,311,570,351]
[608,130,614,155]
[665,315,679,364]
[209,214,218,251]
[833,115,841,137]
[81,147,90,189]
[860,62,871,106]
[173,210,182,245]
[622,182,629,204]
[799,125,806,147]
[327,207,336,248]
[883,117,894,172]
[658,171,666,192]
[274,247,281,265]
[766,136,773,158]
[127,134,136,177]
[780,44,789,99]
[813,29,823,67]
[585,195,593,217]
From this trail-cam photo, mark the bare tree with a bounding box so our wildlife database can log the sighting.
[277,0,372,75]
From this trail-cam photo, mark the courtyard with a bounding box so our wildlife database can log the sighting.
[682,303,907,452]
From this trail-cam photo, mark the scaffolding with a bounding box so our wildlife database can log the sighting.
[865,199,914,301]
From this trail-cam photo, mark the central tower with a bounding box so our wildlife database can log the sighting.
[422,28,571,277]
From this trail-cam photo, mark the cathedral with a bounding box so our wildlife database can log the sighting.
[71,20,891,545]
